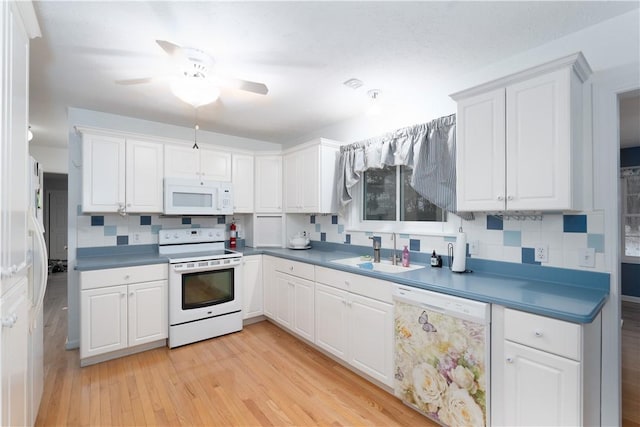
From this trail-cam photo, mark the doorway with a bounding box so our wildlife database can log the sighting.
[619,89,640,426]
[43,173,68,272]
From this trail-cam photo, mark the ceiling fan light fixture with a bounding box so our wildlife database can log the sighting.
[170,76,220,108]
[366,89,382,116]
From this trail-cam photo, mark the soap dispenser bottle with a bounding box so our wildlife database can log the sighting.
[402,246,410,267]
[431,250,438,267]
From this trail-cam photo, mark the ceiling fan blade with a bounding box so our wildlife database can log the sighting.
[156,40,182,57]
[220,77,269,95]
[115,77,155,85]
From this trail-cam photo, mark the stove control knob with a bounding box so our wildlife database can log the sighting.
[173,233,179,239]
[208,231,213,237]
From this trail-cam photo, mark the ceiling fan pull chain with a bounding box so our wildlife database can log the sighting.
[193,110,199,150]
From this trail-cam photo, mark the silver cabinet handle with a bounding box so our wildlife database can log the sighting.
[497,195,504,201]
[129,292,134,297]
[534,330,543,337]
[2,313,17,328]
[507,195,514,201]
[506,356,514,364]
[124,275,130,280]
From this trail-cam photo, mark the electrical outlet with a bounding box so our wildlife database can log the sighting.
[469,240,479,255]
[133,232,140,242]
[579,248,596,268]
[534,245,548,263]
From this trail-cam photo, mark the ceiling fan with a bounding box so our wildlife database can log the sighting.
[116,40,269,107]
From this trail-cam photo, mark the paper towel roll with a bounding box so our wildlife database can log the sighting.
[451,231,467,272]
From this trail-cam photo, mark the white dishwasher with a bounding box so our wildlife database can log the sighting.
[393,285,490,427]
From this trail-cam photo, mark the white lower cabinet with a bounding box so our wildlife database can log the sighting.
[80,264,168,364]
[242,255,263,319]
[262,256,277,319]
[314,267,394,387]
[272,268,315,342]
[492,306,601,426]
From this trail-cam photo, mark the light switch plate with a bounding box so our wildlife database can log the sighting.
[469,240,479,255]
[579,248,596,268]
[534,245,548,263]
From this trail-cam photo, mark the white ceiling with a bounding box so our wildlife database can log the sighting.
[29,1,639,149]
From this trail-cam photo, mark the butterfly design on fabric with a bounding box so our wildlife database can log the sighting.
[418,310,437,332]
[395,367,404,381]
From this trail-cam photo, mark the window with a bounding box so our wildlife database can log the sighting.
[362,165,445,222]
[622,172,640,262]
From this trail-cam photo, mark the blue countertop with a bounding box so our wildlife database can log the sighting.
[75,242,609,324]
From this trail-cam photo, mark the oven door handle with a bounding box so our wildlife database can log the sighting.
[171,262,241,274]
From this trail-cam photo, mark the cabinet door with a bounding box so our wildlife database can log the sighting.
[255,156,282,213]
[283,152,299,212]
[126,139,164,213]
[200,148,232,182]
[274,271,293,329]
[503,340,580,426]
[292,277,314,341]
[506,68,572,210]
[128,280,167,347]
[456,88,506,211]
[232,154,254,213]
[299,146,319,212]
[164,144,200,180]
[1,279,28,427]
[80,285,128,359]
[348,293,394,386]
[262,256,277,319]
[314,283,348,360]
[82,134,126,213]
[242,255,263,319]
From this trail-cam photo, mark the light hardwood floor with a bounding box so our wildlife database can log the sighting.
[36,273,436,426]
[623,300,640,427]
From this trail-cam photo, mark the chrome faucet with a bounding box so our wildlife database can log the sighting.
[391,233,399,265]
[369,236,381,263]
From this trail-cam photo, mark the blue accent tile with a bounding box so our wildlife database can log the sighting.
[444,236,457,242]
[315,223,321,232]
[140,215,151,225]
[563,214,587,233]
[521,247,541,265]
[103,225,117,236]
[409,239,420,252]
[116,235,129,246]
[182,217,191,225]
[91,216,104,226]
[191,224,201,228]
[337,225,344,234]
[487,215,503,230]
[331,215,338,224]
[345,234,351,244]
[587,233,605,253]
[151,225,162,235]
[503,230,522,247]
[217,216,226,224]
[320,232,327,242]
[310,215,316,224]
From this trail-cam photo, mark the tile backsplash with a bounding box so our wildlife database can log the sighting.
[288,210,606,271]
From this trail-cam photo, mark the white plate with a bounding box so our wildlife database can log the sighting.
[288,245,311,250]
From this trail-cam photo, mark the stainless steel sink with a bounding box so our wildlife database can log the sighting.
[330,257,425,274]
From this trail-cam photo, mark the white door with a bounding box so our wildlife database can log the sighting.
[232,154,254,213]
[81,134,126,213]
[456,88,506,211]
[292,277,314,341]
[506,68,572,210]
[164,144,200,180]
[242,256,263,319]
[503,340,580,426]
[128,280,167,346]
[274,271,293,329]
[255,156,282,213]
[200,148,232,182]
[348,294,393,386]
[283,151,299,212]
[1,279,28,427]
[126,139,164,213]
[314,283,348,360]
[47,190,67,260]
[80,285,128,359]
[299,146,319,212]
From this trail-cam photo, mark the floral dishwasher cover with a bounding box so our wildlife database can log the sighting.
[394,300,489,427]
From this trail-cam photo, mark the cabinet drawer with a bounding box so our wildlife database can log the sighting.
[315,266,392,303]
[504,308,581,360]
[80,264,168,290]
[273,258,314,281]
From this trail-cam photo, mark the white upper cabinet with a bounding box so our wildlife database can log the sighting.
[452,52,592,212]
[283,139,341,213]
[254,155,282,213]
[164,143,231,183]
[232,154,254,213]
[81,132,163,213]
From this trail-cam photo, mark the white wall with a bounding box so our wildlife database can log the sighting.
[29,145,68,174]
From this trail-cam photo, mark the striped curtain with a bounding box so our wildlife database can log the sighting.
[336,114,473,220]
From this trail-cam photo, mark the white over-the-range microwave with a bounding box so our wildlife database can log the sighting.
[164,178,233,215]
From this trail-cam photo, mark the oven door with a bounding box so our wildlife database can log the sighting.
[169,262,242,325]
